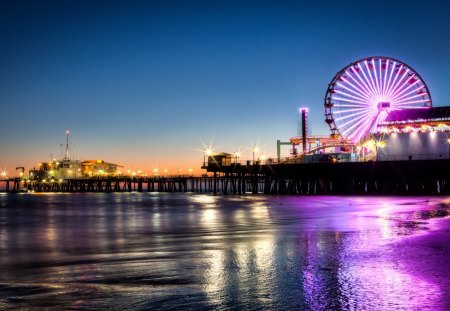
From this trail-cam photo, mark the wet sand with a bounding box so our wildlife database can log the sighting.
[0,193,449,310]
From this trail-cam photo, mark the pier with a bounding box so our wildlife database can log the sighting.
[1,159,449,195]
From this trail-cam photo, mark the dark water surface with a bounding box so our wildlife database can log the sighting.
[0,193,449,310]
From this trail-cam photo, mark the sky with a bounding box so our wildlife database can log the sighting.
[1,0,450,175]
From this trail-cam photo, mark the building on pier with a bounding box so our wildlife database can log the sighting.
[81,160,123,177]
[373,106,450,161]
[28,131,122,180]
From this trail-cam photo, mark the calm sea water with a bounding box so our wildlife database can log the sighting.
[0,193,449,310]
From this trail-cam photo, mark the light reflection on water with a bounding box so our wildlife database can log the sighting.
[0,193,449,310]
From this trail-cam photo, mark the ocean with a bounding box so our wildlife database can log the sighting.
[0,193,449,310]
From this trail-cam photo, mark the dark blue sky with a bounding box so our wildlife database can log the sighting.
[1,0,450,173]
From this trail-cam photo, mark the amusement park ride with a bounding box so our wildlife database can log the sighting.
[283,56,450,162]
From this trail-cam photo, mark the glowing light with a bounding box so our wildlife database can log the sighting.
[204,147,213,156]
[376,141,386,148]
[326,57,431,144]
[299,107,309,113]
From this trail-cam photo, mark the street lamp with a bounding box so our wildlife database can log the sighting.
[234,151,240,164]
[259,154,268,164]
[204,147,212,166]
[252,145,259,164]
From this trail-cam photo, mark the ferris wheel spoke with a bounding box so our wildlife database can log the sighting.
[335,88,372,103]
[331,96,371,106]
[346,69,377,100]
[339,110,375,133]
[334,104,373,108]
[357,111,387,140]
[334,109,371,122]
[372,59,382,97]
[393,99,431,106]
[391,92,426,106]
[387,68,410,99]
[385,64,403,99]
[389,79,421,103]
[338,77,374,102]
[382,59,390,95]
[390,85,424,103]
[350,67,377,98]
[389,74,417,102]
[385,61,397,99]
[347,110,379,141]
[333,107,369,114]
[357,63,378,98]
[378,58,386,95]
[365,60,380,98]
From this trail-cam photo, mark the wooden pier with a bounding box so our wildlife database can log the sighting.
[1,159,449,195]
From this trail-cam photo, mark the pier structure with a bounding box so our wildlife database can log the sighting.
[1,157,449,195]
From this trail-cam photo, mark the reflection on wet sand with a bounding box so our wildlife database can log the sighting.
[0,194,448,310]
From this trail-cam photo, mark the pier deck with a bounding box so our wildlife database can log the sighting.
[1,159,449,195]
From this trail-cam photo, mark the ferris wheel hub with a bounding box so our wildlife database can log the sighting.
[377,102,391,110]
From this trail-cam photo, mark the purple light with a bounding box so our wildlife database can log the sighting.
[325,57,432,144]
[299,107,309,114]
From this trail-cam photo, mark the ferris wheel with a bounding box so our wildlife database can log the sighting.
[324,56,432,144]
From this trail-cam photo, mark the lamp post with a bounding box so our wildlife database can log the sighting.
[234,151,240,164]
[204,147,212,167]
[260,154,267,164]
[252,145,259,164]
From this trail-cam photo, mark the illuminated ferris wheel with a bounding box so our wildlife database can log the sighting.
[324,56,432,144]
